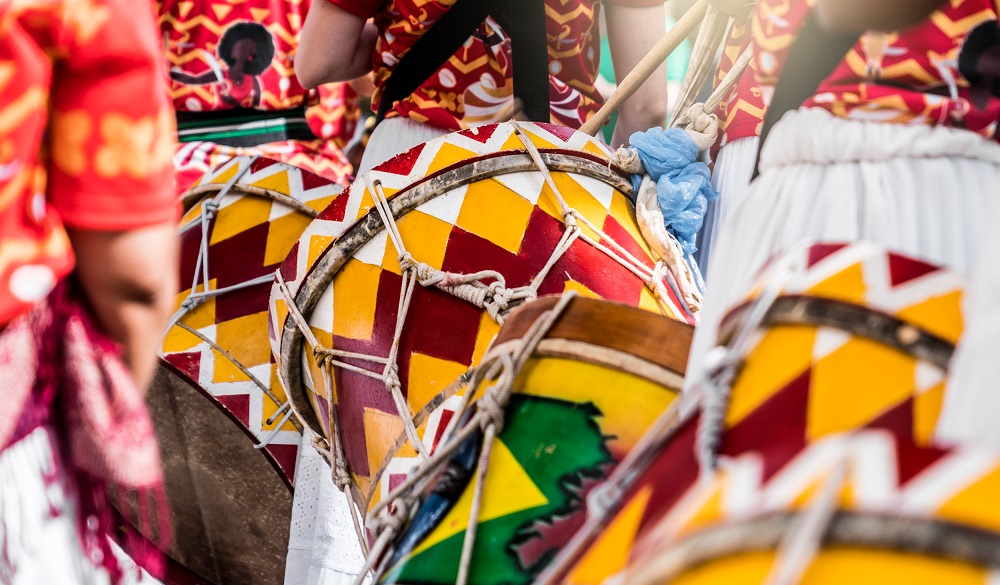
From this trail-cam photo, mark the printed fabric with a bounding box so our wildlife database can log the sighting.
[0,0,177,327]
[712,0,1000,154]
[158,0,358,191]
[327,0,663,131]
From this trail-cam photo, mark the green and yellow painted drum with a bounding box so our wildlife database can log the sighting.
[269,121,700,523]
[372,294,693,585]
[540,242,968,585]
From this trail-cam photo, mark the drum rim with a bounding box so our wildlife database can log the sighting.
[627,510,1000,585]
[718,294,956,370]
[156,358,295,491]
[497,295,693,379]
[277,148,637,441]
[178,155,343,214]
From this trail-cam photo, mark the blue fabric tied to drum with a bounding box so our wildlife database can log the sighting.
[619,127,717,293]
[627,127,718,259]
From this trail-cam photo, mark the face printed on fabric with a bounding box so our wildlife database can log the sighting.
[169,21,276,108]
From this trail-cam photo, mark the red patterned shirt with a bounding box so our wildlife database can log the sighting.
[328,0,661,131]
[0,0,177,326]
[714,0,1000,154]
[158,0,358,190]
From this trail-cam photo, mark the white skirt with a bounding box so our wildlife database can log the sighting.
[696,136,759,277]
[0,426,111,585]
[356,117,451,176]
[285,433,366,585]
[684,107,1000,394]
[937,202,1000,447]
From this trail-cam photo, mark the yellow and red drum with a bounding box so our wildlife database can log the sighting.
[153,155,344,583]
[624,430,1000,585]
[541,242,967,584]
[373,294,693,585]
[269,122,699,523]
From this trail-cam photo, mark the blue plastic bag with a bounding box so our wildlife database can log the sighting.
[625,127,718,257]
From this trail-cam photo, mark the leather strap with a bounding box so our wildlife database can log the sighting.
[375,0,550,125]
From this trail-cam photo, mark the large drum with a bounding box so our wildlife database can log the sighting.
[270,122,699,525]
[152,155,344,584]
[541,242,967,584]
[374,295,693,585]
[624,430,1000,585]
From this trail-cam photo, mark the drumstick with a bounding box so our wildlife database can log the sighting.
[580,0,710,137]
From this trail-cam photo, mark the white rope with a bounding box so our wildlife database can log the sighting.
[696,257,796,476]
[509,121,689,320]
[163,155,264,336]
[171,321,302,433]
[357,292,578,585]
[276,271,371,553]
[764,455,849,585]
[672,45,754,151]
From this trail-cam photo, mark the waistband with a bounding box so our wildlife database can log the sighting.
[760,108,1000,171]
[176,106,317,147]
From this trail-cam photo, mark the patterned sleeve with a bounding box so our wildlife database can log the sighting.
[325,0,384,19]
[46,0,178,231]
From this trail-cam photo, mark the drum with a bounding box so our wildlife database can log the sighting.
[541,242,967,584]
[153,155,344,583]
[623,430,1000,585]
[269,121,700,523]
[373,294,693,585]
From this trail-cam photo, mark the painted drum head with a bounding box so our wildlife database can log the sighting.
[377,295,694,585]
[269,122,698,517]
[153,155,344,583]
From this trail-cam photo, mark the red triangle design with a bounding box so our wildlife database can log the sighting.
[888,252,939,287]
[375,142,425,175]
[807,243,849,268]
[216,393,251,427]
[458,123,498,144]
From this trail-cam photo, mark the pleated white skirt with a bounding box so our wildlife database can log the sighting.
[937,200,1000,447]
[0,426,111,585]
[356,117,451,176]
[684,107,1000,394]
[696,136,760,277]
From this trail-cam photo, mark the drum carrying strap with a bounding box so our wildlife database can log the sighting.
[374,0,551,125]
[751,12,861,179]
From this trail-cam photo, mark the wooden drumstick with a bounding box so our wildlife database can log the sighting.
[580,0,710,137]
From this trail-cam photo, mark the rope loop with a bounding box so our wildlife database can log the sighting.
[367,497,413,537]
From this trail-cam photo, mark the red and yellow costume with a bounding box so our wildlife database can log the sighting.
[327,0,662,131]
[159,0,359,193]
[0,1,176,582]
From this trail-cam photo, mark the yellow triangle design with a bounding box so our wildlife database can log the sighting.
[208,160,240,186]
[251,169,292,197]
[410,438,549,556]
[249,7,271,22]
[211,4,233,21]
[566,485,653,585]
[806,261,866,304]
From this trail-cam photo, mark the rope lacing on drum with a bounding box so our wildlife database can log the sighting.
[696,257,796,476]
[161,154,303,434]
[352,293,577,585]
[765,452,849,585]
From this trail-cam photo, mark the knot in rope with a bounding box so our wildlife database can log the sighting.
[203,199,221,219]
[310,435,333,463]
[610,147,644,175]
[677,103,720,151]
[368,498,413,538]
[313,346,334,370]
[180,297,202,312]
[332,459,352,491]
